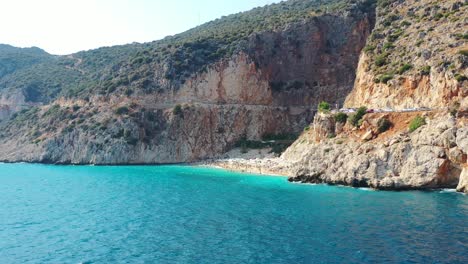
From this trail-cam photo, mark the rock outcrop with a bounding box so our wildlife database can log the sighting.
[284,111,468,191]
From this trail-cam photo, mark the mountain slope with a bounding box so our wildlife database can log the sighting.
[345,0,467,108]
[273,0,468,193]
[0,0,375,164]
[0,44,51,78]
[0,0,366,104]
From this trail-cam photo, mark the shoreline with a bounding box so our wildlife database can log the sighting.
[195,158,292,177]
[1,160,467,194]
[0,156,291,177]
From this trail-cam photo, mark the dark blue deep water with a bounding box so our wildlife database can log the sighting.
[0,163,467,263]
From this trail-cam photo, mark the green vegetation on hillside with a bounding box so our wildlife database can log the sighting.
[0,0,376,104]
[409,116,426,132]
[334,112,348,123]
[318,101,331,113]
[235,132,298,155]
[377,117,392,133]
[348,106,367,127]
[0,45,51,79]
[364,0,467,84]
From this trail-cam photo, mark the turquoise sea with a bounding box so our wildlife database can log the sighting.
[0,163,467,263]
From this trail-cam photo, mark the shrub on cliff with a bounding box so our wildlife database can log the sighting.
[173,104,183,116]
[363,45,375,53]
[378,74,393,84]
[318,101,331,113]
[455,74,467,82]
[397,64,412,74]
[122,130,139,145]
[348,107,367,127]
[115,106,129,115]
[43,104,61,117]
[375,54,387,67]
[454,34,468,40]
[262,133,297,141]
[420,66,431,76]
[377,117,393,133]
[72,105,81,112]
[449,102,461,117]
[335,112,348,124]
[383,42,395,50]
[409,116,426,132]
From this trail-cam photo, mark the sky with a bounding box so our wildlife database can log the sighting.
[0,0,282,55]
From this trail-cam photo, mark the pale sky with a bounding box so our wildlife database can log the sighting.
[0,0,281,55]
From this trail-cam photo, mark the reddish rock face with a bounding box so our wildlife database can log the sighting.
[156,12,374,109]
[247,14,374,108]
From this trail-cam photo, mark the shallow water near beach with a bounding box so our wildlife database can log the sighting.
[0,163,467,263]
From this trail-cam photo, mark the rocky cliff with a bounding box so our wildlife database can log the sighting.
[345,0,467,109]
[0,0,375,164]
[284,105,468,192]
[279,0,468,193]
[212,103,468,193]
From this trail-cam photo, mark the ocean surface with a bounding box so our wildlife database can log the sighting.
[0,163,466,264]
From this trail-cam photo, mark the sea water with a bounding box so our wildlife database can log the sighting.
[0,163,466,263]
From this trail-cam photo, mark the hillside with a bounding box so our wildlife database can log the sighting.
[0,44,51,78]
[198,0,468,194]
[0,0,375,164]
[345,0,467,108]
[0,0,366,104]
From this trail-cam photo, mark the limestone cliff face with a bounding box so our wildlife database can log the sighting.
[0,104,311,164]
[0,10,373,164]
[345,0,467,109]
[144,10,374,109]
[284,111,468,191]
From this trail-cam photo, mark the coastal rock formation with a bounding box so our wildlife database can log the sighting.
[458,167,468,193]
[266,0,468,193]
[284,111,468,191]
[0,1,374,164]
[345,0,467,109]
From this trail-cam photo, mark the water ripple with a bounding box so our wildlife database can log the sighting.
[0,163,467,263]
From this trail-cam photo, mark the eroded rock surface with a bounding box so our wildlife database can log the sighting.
[0,8,374,164]
[284,112,468,191]
[345,0,467,109]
